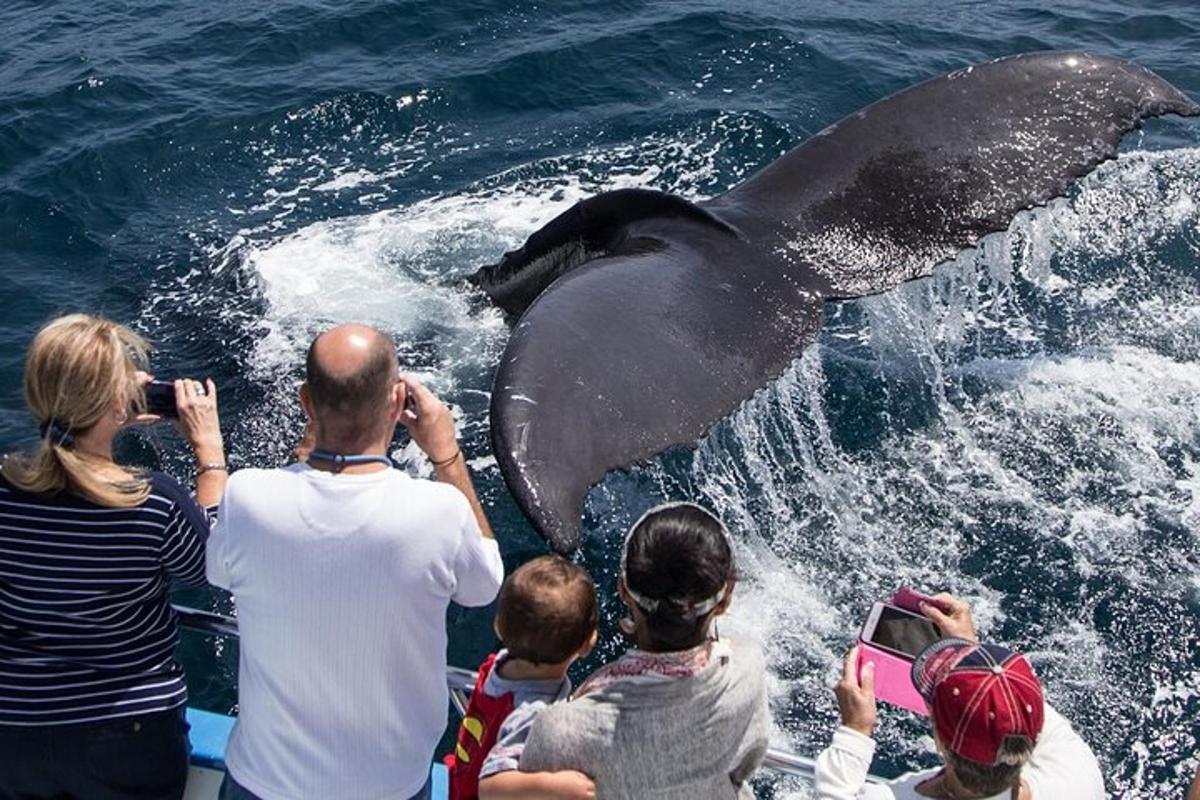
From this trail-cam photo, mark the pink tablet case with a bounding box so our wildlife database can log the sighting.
[856,592,944,715]
[857,640,928,715]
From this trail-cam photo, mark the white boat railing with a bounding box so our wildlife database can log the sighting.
[175,604,877,784]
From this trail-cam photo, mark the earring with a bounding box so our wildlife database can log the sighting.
[116,410,129,425]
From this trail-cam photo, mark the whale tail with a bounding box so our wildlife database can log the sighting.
[479,52,1198,552]
[487,209,821,552]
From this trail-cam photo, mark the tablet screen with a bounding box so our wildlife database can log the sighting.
[867,605,942,658]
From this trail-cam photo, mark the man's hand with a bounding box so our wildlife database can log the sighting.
[399,374,495,540]
[920,593,979,643]
[398,375,459,464]
[836,645,877,737]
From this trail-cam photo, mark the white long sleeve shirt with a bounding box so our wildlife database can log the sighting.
[207,464,504,800]
[814,704,1105,800]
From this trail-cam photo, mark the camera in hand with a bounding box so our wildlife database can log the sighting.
[144,380,179,418]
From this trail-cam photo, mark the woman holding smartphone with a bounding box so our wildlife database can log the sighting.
[0,314,226,800]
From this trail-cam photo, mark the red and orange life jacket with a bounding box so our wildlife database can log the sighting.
[444,653,515,800]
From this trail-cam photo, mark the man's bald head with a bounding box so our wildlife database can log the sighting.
[304,324,399,446]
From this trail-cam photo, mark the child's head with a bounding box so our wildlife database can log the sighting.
[495,555,598,666]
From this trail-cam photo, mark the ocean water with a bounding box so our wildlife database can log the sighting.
[2,1,1199,797]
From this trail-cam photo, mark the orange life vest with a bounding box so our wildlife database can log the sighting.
[444,653,515,800]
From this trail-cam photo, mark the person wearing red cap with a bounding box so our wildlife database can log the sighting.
[814,594,1104,800]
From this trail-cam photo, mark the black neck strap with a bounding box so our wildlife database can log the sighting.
[307,449,395,469]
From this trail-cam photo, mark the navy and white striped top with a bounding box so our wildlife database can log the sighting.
[0,469,211,726]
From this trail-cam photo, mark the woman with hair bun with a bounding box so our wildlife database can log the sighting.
[519,502,769,799]
[0,314,226,800]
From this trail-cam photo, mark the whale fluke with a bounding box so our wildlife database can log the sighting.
[474,51,1198,552]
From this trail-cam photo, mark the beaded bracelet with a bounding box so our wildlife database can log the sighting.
[196,463,229,477]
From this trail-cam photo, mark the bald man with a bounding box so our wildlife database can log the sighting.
[206,324,504,800]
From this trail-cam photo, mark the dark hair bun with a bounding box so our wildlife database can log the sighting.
[623,503,736,651]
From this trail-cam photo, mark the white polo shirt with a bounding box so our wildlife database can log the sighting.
[207,464,504,800]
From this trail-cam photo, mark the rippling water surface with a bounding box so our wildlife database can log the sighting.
[2,2,1199,797]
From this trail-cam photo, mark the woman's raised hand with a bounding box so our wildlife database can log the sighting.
[174,378,224,464]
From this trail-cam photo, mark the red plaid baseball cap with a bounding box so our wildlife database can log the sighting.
[911,638,1045,766]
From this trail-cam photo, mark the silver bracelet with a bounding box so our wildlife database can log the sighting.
[196,462,228,477]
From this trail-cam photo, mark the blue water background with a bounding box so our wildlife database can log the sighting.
[3,2,1199,797]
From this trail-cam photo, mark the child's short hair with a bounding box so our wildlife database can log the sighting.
[496,555,597,665]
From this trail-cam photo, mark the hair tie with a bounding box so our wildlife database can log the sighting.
[39,419,75,449]
[624,583,728,620]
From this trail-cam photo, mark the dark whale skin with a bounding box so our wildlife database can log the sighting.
[471,51,1199,552]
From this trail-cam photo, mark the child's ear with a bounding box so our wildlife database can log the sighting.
[579,628,599,658]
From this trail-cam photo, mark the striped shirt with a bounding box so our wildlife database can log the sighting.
[0,469,211,726]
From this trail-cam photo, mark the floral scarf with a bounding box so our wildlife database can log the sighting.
[574,639,731,698]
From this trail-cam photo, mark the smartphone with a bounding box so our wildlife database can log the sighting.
[858,602,943,715]
[144,381,178,418]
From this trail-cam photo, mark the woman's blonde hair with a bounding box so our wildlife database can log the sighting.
[3,314,151,507]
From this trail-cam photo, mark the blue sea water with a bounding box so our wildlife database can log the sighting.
[2,1,1199,796]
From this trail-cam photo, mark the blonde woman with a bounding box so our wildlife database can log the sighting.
[0,314,225,800]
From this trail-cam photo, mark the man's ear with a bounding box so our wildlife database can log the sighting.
[390,381,406,422]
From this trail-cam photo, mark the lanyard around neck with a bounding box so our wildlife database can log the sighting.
[306,449,395,469]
